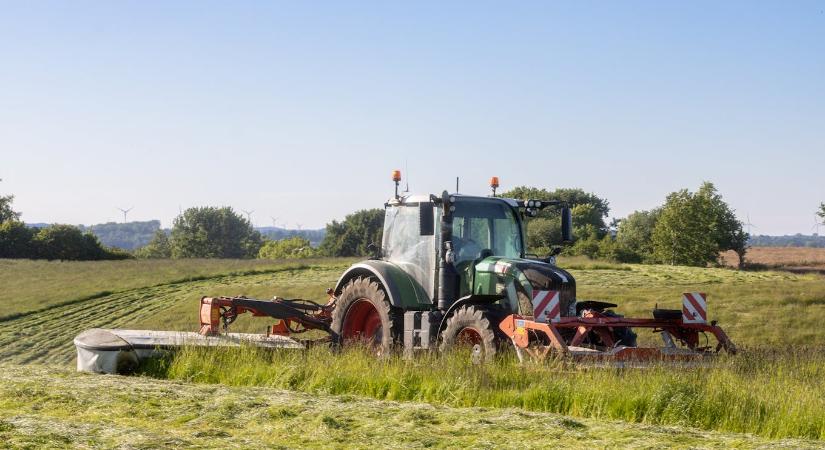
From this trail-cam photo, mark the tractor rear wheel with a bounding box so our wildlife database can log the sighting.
[439,305,498,364]
[331,277,399,356]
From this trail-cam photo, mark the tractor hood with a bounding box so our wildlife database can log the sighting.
[473,257,577,317]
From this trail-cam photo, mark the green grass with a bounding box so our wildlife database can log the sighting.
[2,257,825,446]
[0,257,354,319]
[144,344,825,441]
[0,262,349,364]
[1,364,820,449]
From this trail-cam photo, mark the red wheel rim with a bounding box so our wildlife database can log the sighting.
[342,299,383,346]
[456,327,485,363]
[456,327,482,346]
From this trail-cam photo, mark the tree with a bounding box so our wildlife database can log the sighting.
[651,182,747,267]
[819,203,825,223]
[135,230,172,258]
[501,186,610,256]
[319,209,384,257]
[258,236,315,259]
[0,179,21,224]
[32,225,121,261]
[171,207,262,258]
[615,209,661,263]
[0,221,36,258]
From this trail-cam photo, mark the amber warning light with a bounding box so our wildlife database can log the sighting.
[392,170,402,198]
[490,176,500,196]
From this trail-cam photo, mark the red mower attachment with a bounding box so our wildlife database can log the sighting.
[199,293,335,338]
[499,292,737,363]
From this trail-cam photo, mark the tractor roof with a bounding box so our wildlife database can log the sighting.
[387,193,520,208]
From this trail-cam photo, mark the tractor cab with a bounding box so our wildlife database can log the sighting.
[381,175,577,323]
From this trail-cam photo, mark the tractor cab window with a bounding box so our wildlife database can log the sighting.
[451,199,522,264]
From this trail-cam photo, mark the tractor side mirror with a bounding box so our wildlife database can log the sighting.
[561,206,573,243]
[419,202,434,236]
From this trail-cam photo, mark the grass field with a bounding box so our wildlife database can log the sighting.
[4,365,817,449]
[2,256,825,447]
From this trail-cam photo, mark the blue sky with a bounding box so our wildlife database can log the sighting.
[1,1,823,234]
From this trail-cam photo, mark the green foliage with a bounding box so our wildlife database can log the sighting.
[171,207,262,259]
[0,221,36,258]
[258,236,316,259]
[0,222,129,261]
[0,179,21,224]
[615,209,661,263]
[502,186,610,256]
[652,182,747,267]
[819,203,825,222]
[525,217,556,255]
[31,224,130,261]
[319,209,384,257]
[135,230,172,259]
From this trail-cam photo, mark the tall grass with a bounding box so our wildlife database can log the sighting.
[143,345,825,440]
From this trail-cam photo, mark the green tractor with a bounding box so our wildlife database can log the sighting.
[329,172,590,361]
[327,172,735,363]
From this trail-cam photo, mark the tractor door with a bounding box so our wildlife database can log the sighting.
[382,203,439,304]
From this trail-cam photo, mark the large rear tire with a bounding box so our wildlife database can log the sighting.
[439,305,498,364]
[330,277,399,356]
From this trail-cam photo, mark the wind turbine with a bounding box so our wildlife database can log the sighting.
[295,222,303,231]
[241,209,255,225]
[743,213,757,235]
[270,216,279,229]
[116,207,133,223]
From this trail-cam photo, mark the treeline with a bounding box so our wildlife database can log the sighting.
[502,182,747,267]
[0,182,129,260]
[137,207,383,260]
[2,178,783,268]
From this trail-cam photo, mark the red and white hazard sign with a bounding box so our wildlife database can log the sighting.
[682,292,707,324]
[532,290,560,323]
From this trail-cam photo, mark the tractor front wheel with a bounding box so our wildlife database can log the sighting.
[330,277,399,356]
[439,305,498,364]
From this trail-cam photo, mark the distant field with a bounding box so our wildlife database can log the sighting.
[0,257,354,319]
[721,246,825,269]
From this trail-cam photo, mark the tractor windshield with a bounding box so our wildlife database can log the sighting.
[452,199,523,264]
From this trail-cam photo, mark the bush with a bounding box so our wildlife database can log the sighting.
[258,237,315,259]
[319,209,384,257]
[135,230,173,259]
[0,221,36,258]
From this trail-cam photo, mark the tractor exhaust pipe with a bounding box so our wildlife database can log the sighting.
[438,191,455,310]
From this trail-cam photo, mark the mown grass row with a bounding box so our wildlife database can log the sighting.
[142,345,825,441]
[0,265,344,364]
